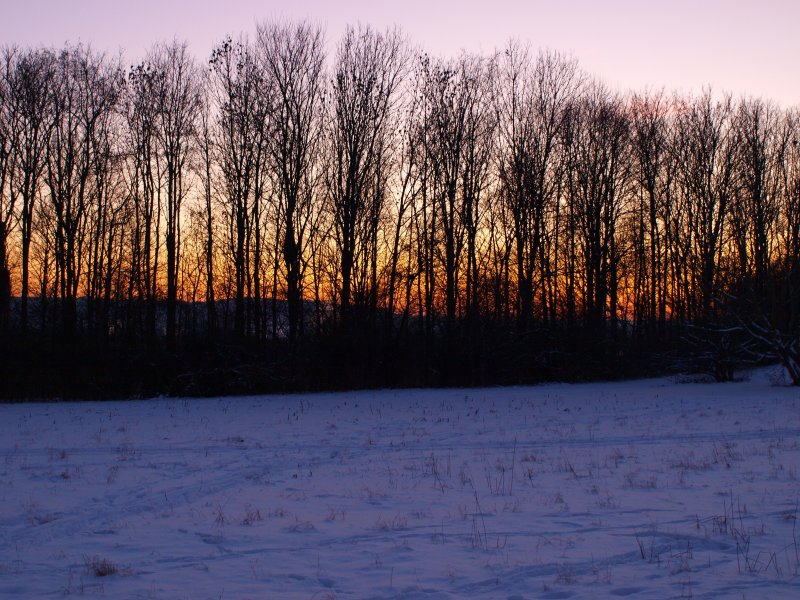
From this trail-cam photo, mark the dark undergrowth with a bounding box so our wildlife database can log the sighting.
[0,321,698,401]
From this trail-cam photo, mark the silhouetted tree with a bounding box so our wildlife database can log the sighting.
[45,45,122,336]
[779,110,800,333]
[630,89,672,337]
[5,47,54,330]
[209,36,267,338]
[152,41,201,346]
[673,91,736,319]
[419,53,492,332]
[497,45,580,330]
[0,51,14,298]
[0,222,10,330]
[326,24,405,327]
[196,79,217,339]
[562,83,631,336]
[126,58,162,339]
[257,21,325,343]
[730,98,784,301]
[385,83,423,338]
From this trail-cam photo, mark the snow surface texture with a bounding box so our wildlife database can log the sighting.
[1,369,799,599]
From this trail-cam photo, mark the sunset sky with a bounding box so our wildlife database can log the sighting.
[1,0,798,106]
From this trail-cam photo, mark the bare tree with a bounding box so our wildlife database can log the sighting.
[125,57,163,338]
[44,45,122,335]
[780,110,800,333]
[123,41,201,344]
[85,74,126,338]
[630,89,672,336]
[5,47,55,330]
[562,82,632,335]
[257,20,325,343]
[0,51,12,255]
[0,52,14,328]
[385,90,423,336]
[673,91,737,318]
[325,24,405,327]
[151,41,201,345]
[196,79,217,338]
[209,36,269,338]
[731,98,785,297]
[419,52,493,332]
[496,45,580,330]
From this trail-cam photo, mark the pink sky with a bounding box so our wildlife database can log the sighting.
[2,0,797,106]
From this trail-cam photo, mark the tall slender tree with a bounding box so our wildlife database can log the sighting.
[257,21,325,343]
[673,91,737,318]
[6,47,54,330]
[209,36,268,338]
[45,45,122,335]
[326,24,405,326]
[151,41,201,346]
[630,89,671,336]
[497,45,580,329]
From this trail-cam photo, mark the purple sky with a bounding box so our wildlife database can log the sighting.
[2,0,798,106]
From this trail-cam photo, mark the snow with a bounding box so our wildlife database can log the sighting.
[1,368,799,599]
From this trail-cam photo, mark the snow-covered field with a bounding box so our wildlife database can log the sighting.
[1,370,799,599]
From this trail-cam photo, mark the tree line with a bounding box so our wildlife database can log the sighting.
[1,22,798,397]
